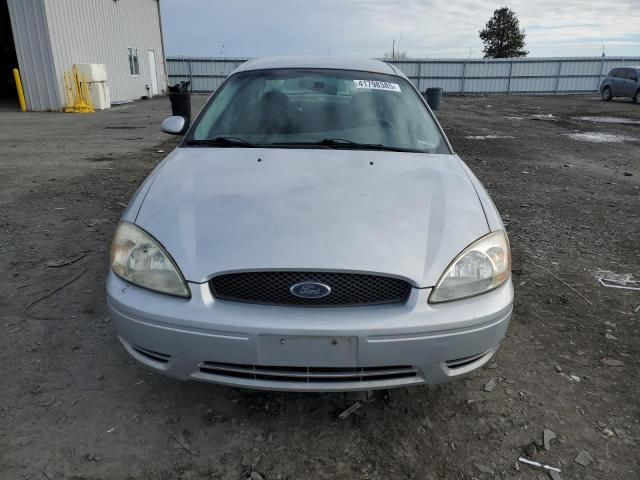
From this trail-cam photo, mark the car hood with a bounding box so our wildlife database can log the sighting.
[134,148,489,287]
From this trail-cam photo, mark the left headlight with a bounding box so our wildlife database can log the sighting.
[429,230,511,303]
[110,222,190,298]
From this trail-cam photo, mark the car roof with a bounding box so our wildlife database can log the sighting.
[233,55,405,77]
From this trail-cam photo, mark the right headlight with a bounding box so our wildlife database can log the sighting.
[110,222,190,298]
[429,230,511,303]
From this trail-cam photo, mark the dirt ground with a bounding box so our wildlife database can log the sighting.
[1,94,639,480]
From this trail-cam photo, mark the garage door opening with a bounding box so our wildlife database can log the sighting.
[0,0,20,110]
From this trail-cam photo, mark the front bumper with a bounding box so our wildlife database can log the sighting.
[106,273,513,391]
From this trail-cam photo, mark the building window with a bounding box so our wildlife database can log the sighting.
[128,48,140,76]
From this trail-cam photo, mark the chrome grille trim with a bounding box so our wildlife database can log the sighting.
[132,345,171,364]
[445,352,488,369]
[199,362,418,383]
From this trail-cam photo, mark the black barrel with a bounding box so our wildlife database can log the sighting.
[168,92,191,122]
[425,87,443,111]
[168,81,192,126]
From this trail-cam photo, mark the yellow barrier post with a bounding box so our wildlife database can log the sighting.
[62,68,95,113]
[12,68,27,112]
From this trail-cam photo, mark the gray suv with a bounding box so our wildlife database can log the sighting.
[600,67,640,103]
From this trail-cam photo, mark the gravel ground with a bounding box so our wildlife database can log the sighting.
[1,94,638,480]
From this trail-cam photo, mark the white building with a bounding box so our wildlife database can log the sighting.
[3,0,167,111]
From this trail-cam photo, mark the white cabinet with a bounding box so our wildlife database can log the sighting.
[88,82,111,110]
[74,63,108,82]
[74,63,111,109]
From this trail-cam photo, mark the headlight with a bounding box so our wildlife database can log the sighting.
[429,231,511,303]
[110,222,190,297]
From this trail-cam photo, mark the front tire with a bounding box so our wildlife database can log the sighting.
[634,89,640,105]
[601,86,612,101]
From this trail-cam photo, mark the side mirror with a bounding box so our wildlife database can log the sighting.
[161,116,187,135]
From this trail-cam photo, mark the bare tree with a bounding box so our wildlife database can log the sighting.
[383,50,408,61]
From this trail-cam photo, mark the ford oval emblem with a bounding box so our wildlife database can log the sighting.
[290,281,332,299]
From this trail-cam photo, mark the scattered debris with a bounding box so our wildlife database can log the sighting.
[558,373,574,382]
[555,365,563,373]
[474,463,495,475]
[173,432,199,456]
[349,389,376,403]
[596,270,640,291]
[549,470,562,480]
[605,333,617,341]
[523,443,537,457]
[46,253,89,267]
[570,375,581,382]
[250,472,264,480]
[600,358,625,367]
[338,402,362,419]
[526,260,592,305]
[81,453,101,462]
[24,266,88,320]
[574,450,593,467]
[30,384,43,396]
[38,393,57,407]
[106,427,116,433]
[518,457,561,473]
[543,429,557,451]
[602,428,615,437]
[202,408,226,425]
[614,427,627,439]
[484,378,497,392]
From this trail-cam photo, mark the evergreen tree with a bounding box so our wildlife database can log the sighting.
[479,7,528,58]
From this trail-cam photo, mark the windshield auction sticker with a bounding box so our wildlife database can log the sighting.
[353,80,401,92]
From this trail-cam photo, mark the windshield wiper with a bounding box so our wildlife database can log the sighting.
[320,139,425,153]
[267,138,424,153]
[185,136,257,148]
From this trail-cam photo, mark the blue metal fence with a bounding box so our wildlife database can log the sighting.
[167,56,640,95]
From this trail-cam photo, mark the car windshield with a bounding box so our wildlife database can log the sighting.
[186,68,449,154]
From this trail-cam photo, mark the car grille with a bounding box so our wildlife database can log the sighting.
[199,362,419,383]
[209,271,411,307]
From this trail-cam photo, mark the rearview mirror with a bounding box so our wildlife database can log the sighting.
[161,116,187,135]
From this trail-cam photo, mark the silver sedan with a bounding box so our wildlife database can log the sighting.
[107,56,513,391]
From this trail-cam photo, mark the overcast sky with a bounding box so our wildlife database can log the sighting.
[160,0,640,58]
